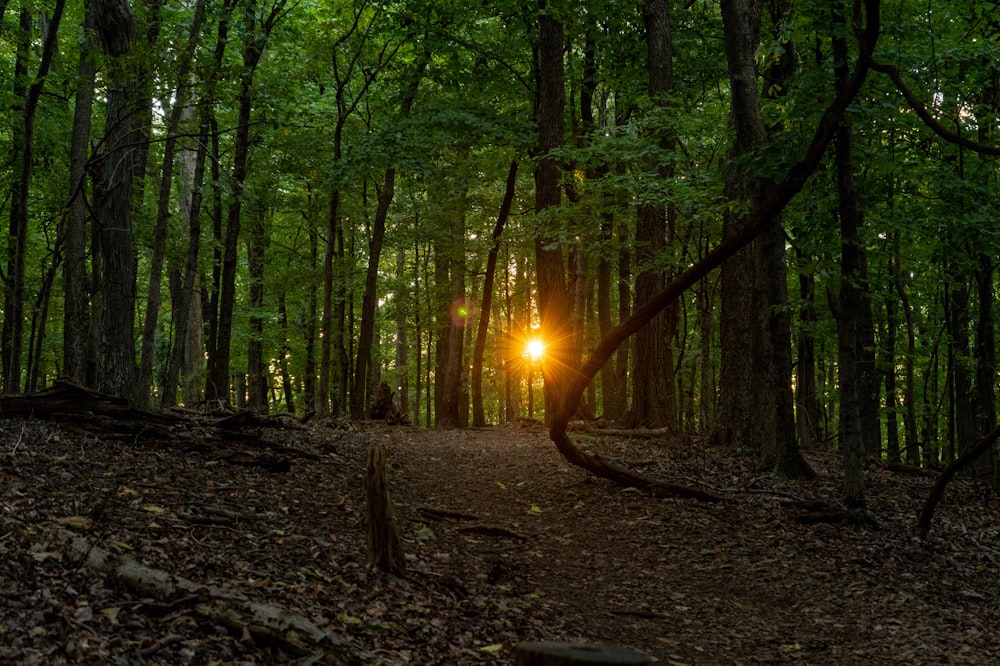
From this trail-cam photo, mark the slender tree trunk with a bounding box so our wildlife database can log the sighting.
[437,184,469,429]
[891,234,919,464]
[303,226,318,412]
[351,171,396,419]
[137,0,205,407]
[796,264,823,449]
[947,272,975,462]
[162,100,209,408]
[351,52,425,419]
[207,0,282,406]
[394,250,408,419]
[883,282,900,462]
[64,0,97,385]
[246,208,269,413]
[5,0,64,392]
[472,162,518,427]
[973,255,997,479]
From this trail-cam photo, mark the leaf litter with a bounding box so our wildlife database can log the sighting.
[1,417,999,664]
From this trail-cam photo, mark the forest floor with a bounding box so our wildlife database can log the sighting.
[2,411,1000,665]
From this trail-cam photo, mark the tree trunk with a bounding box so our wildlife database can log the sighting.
[394,250,409,419]
[246,208,269,413]
[891,233,920,465]
[94,0,141,403]
[206,0,282,407]
[162,99,209,408]
[5,0,64,393]
[832,4,874,507]
[138,0,205,407]
[472,161,518,427]
[63,0,97,385]
[795,263,823,449]
[534,0,572,424]
[630,0,677,429]
[973,254,997,480]
[717,0,811,479]
[351,171,396,419]
[716,0,766,452]
[351,52,425,419]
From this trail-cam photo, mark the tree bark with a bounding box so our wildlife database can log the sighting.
[533,0,572,424]
[472,161,518,427]
[247,208,269,413]
[5,0,65,393]
[206,0,284,406]
[138,0,206,407]
[351,51,425,420]
[351,173,394,419]
[63,0,97,386]
[717,0,811,479]
[631,0,677,428]
[832,0,875,508]
[94,0,141,403]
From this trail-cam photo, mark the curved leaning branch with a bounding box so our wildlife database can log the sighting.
[917,424,1000,538]
[546,0,882,493]
[868,59,1000,157]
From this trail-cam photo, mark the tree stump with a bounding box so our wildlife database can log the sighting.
[514,642,652,665]
[364,441,406,576]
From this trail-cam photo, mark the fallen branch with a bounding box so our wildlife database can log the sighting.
[10,520,374,664]
[918,424,1000,538]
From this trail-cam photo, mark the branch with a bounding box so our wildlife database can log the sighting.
[917,424,1000,538]
[547,1,881,492]
[868,59,1000,156]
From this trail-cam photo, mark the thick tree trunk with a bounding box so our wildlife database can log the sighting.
[94,0,141,403]
[716,0,766,452]
[717,0,813,478]
[630,0,677,429]
[534,0,572,424]
[832,5,874,507]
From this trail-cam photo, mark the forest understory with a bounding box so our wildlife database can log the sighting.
[2,398,1000,665]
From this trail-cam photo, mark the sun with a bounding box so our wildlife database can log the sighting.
[526,339,545,362]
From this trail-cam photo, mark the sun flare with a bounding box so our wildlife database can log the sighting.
[526,339,545,361]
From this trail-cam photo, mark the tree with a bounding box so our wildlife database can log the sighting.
[63,0,97,386]
[93,0,141,402]
[716,0,812,478]
[533,0,573,424]
[630,0,678,428]
[206,0,287,407]
[5,0,65,393]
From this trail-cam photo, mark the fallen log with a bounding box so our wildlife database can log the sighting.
[11,519,374,664]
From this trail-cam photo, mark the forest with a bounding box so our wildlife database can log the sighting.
[5,0,999,501]
[3,0,1000,661]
